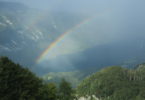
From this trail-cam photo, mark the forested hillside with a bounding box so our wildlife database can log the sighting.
[1,0,145,100]
[0,57,76,100]
[77,65,145,100]
[1,56,145,100]
[42,68,96,87]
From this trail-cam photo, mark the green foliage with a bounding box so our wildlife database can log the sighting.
[3,56,145,100]
[0,57,57,100]
[77,65,145,100]
[43,71,80,88]
[42,66,97,88]
[38,83,57,100]
[58,79,76,100]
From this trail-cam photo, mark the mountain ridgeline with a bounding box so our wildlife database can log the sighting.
[1,0,145,100]
[77,64,145,100]
[1,56,145,100]
[0,57,77,100]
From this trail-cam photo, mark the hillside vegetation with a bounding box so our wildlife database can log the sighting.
[0,57,76,100]
[77,65,145,100]
[1,56,145,100]
[42,68,95,87]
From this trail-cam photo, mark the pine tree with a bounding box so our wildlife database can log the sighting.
[58,78,75,100]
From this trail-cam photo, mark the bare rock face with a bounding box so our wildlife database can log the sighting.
[78,95,99,100]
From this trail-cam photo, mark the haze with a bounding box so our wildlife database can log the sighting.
[0,0,145,75]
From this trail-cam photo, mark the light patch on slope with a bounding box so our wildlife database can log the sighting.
[47,76,52,80]
[51,20,57,29]
[17,27,44,42]
[30,29,44,41]
[2,16,13,25]
[36,29,44,38]
[5,19,13,25]
[11,40,17,45]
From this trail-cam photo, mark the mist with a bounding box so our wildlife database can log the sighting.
[0,0,145,75]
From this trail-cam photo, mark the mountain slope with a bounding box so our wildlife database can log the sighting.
[1,1,145,76]
[77,64,145,100]
[0,1,87,73]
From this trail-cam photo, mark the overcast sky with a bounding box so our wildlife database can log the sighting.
[0,0,144,14]
[0,0,145,72]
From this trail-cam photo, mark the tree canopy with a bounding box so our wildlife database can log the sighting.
[58,78,76,100]
[77,65,145,100]
[0,57,57,100]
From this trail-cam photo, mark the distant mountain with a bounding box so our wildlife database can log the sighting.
[43,71,82,87]
[0,1,145,76]
[42,66,98,87]
[77,64,145,100]
[0,1,41,67]
[0,1,87,73]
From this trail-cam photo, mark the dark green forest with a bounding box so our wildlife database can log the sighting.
[1,57,145,100]
[0,57,75,100]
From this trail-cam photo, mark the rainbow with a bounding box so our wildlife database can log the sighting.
[36,16,95,63]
